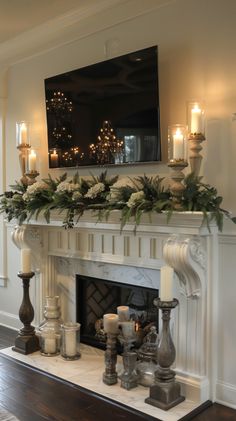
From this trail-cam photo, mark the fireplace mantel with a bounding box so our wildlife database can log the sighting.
[10,211,219,404]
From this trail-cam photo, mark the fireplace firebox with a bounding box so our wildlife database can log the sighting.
[76,275,159,349]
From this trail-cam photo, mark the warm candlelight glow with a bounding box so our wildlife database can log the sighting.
[21,122,28,144]
[50,149,59,168]
[173,128,184,160]
[135,321,141,332]
[28,150,37,172]
[191,104,202,133]
[16,121,30,147]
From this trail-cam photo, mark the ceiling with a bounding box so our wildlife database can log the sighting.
[0,0,98,44]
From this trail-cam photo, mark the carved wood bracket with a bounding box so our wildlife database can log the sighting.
[163,234,206,298]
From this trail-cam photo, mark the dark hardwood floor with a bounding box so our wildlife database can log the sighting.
[0,326,235,421]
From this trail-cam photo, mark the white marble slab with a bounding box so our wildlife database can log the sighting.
[0,345,200,421]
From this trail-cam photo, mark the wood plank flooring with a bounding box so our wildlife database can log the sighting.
[0,326,235,421]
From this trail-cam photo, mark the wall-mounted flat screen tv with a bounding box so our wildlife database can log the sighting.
[44,45,161,168]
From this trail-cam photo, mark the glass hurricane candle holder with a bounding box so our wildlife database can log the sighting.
[25,149,39,184]
[16,121,30,148]
[187,101,205,136]
[39,327,60,357]
[168,125,187,163]
[61,322,81,360]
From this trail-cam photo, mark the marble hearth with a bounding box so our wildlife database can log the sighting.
[0,345,202,421]
[11,211,219,406]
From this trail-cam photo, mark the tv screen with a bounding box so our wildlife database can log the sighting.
[44,46,161,168]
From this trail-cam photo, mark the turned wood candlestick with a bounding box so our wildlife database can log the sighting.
[145,298,185,410]
[12,271,40,355]
[168,160,188,210]
[188,133,206,177]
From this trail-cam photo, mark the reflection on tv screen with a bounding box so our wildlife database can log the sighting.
[44,46,161,168]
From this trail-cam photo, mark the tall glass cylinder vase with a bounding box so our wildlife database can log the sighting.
[61,322,81,360]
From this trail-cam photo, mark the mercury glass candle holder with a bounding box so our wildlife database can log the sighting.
[61,322,81,360]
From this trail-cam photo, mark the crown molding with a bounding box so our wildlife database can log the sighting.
[0,0,175,67]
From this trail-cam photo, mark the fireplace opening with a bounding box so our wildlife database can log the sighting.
[76,275,159,350]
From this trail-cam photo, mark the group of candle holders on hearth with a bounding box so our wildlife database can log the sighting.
[38,295,81,360]
[16,248,184,411]
[103,305,159,390]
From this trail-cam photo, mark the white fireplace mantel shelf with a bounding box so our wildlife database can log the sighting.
[10,210,220,405]
[21,210,217,233]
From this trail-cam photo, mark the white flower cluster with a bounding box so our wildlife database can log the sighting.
[85,182,105,199]
[108,178,135,202]
[56,181,80,193]
[127,191,145,208]
[72,191,82,201]
[23,181,49,201]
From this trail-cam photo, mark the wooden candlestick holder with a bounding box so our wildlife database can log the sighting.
[168,160,188,209]
[188,133,206,177]
[145,298,185,410]
[13,271,40,355]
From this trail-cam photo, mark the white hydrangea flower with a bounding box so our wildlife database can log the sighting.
[72,191,82,201]
[85,182,105,199]
[23,181,49,200]
[127,191,145,208]
[111,178,135,190]
[109,177,135,202]
[56,181,80,193]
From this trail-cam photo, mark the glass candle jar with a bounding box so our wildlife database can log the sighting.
[16,121,30,148]
[187,101,205,136]
[61,322,81,360]
[168,124,188,163]
[39,328,60,356]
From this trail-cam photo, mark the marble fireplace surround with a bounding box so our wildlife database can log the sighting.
[11,211,219,406]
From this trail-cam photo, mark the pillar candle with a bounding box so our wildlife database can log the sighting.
[173,128,184,160]
[44,337,57,354]
[191,105,202,133]
[160,265,174,301]
[117,305,129,322]
[121,321,135,338]
[103,313,119,334]
[50,150,59,168]
[20,122,28,145]
[21,248,31,273]
[28,150,37,171]
[65,330,77,357]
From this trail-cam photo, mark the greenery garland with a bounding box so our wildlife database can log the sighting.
[0,171,235,231]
